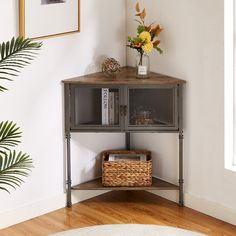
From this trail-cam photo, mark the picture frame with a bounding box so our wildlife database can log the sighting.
[19,0,80,39]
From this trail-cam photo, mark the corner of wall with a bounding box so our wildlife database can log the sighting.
[125,0,128,66]
[149,191,236,226]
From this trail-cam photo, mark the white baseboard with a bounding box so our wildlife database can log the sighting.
[0,190,108,230]
[149,190,236,226]
[1,189,236,229]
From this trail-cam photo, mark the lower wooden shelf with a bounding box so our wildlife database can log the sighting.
[72,177,179,191]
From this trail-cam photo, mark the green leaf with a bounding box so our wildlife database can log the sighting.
[0,71,17,77]
[128,36,132,42]
[0,36,42,92]
[0,121,21,151]
[0,150,33,193]
[9,37,15,54]
[5,41,10,57]
[133,37,142,43]
[154,46,164,54]
[0,85,7,92]
[1,42,5,59]
[137,25,146,35]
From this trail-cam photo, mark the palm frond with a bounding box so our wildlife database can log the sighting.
[0,37,42,91]
[0,85,7,92]
[0,150,33,193]
[0,121,21,151]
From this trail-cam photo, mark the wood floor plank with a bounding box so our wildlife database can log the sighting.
[1,191,236,236]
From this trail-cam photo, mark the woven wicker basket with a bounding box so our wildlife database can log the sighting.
[102,150,152,187]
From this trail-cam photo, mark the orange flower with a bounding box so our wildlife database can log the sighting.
[133,42,142,48]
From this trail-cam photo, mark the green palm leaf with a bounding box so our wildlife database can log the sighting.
[0,37,41,193]
[0,150,33,193]
[0,121,21,152]
[0,37,42,92]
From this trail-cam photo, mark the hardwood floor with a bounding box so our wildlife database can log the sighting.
[1,191,236,236]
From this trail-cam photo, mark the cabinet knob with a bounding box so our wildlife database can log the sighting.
[120,105,127,116]
[120,105,124,116]
[123,105,127,116]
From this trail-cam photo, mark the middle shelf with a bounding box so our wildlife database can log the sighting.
[72,177,179,191]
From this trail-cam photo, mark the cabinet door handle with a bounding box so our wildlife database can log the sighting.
[123,105,127,116]
[120,105,124,116]
[120,105,127,116]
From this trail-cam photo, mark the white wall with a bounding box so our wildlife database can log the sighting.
[1,0,236,229]
[0,0,126,228]
[127,0,236,225]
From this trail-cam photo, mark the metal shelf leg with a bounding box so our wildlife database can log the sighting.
[126,132,131,150]
[66,133,72,208]
[179,130,184,206]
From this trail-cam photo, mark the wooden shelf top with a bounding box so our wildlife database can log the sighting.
[62,67,186,85]
[72,177,179,191]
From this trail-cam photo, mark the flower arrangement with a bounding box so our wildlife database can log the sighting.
[127,2,163,77]
[127,2,163,55]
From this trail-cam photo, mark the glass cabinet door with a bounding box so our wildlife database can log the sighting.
[71,86,122,131]
[127,87,178,130]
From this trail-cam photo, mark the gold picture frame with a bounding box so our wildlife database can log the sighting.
[19,0,80,40]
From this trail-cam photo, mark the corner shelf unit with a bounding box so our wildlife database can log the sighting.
[63,66,186,207]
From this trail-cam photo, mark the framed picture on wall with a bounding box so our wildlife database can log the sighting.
[19,0,80,39]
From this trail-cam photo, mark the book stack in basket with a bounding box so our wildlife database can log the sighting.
[101,150,152,187]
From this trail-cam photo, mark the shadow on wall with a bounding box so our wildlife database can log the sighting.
[84,54,107,75]
[79,153,102,182]
[84,0,125,74]
[84,0,107,75]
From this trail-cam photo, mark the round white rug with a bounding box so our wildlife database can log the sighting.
[50,224,207,236]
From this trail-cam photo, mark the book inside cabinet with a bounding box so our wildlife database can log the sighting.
[71,86,120,128]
